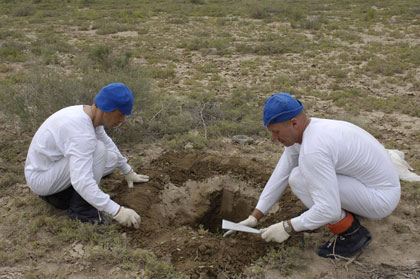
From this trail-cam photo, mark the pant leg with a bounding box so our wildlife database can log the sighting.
[337,175,400,219]
[68,188,104,224]
[33,140,118,221]
[288,166,400,220]
[26,155,72,196]
[67,141,109,223]
[39,186,75,210]
[289,167,315,208]
[103,149,118,177]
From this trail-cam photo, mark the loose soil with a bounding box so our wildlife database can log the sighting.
[109,150,306,277]
[106,148,420,278]
[1,2,420,277]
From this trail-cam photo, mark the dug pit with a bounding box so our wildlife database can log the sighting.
[111,151,306,277]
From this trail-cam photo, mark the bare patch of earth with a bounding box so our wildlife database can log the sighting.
[107,147,419,278]
[109,150,306,277]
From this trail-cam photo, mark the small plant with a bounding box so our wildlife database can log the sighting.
[365,57,406,76]
[333,30,362,44]
[393,223,410,233]
[168,132,207,149]
[190,0,205,4]
[13,4,35,17]
[250,7,269,19]
[400,181,420,201]
[262,245,303,276]
[0,171,21,189]
[0,42,26,62]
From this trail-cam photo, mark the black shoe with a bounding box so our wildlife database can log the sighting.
[318,217,372,259]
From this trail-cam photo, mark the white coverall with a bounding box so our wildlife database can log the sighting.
[256,118,401,232]
[25,105,131,216]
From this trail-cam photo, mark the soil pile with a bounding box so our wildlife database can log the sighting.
[112,151,306,277]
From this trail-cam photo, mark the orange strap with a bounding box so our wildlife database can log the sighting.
[328,212,354,235]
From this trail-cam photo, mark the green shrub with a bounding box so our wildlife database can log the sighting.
[84,45,133,72]
[95,23,130,35]
[291,16,325,30]
[190,0,205,4]
[168,133,207,149]
[147,67,176,79]
[333,30,362,44]
[365,57,406,76]
[0,69,150,138]
[13,4,35,17]
[250,7,269,19]
[0,42,26,62]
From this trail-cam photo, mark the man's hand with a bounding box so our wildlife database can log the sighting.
[125,169,149,188]
[223,215,258,237]
[113,206,141,229]
[261,221,290,243]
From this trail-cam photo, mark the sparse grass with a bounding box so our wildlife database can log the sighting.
[0,41,26,62]
[401,181,420,201]
[261,244,304,276]
[1,0,420,278]
[333,30,363,44]
[94,22,131,35]
[365,56,407,76]
[0,196,180,278]
[0,171,21,189]
[393,223,410,233]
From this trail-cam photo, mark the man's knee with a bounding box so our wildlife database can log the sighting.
[289,167,304,190]
[289,167,314,208]
[105,150,118,169]
[367,196,399,219]
[94,140,107,161]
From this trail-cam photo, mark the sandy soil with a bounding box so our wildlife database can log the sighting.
[107,146,419,278]
[0,123,419,278]
[1,4,420,278]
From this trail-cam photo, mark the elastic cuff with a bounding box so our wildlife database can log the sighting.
[328,212,354,235]
[120,164,132,175]
[290,217,304,232]
[104,200,121,216]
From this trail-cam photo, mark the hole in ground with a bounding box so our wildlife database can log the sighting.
[196,188,255,233]
[113,151,305,277]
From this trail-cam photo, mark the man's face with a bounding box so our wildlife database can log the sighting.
[267,120,298,147]
[103,109,126,128]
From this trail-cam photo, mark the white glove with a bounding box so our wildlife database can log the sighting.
[125,169,149,188]
[261,221,290,243]
[223,215,258,237]
[113,206,141,229]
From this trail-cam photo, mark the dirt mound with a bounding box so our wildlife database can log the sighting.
[111,151,306,277]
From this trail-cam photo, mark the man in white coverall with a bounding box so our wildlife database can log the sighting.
[225,93,401,259]
[25,83,149,228]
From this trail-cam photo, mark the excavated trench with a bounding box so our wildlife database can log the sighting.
[111,151,304,277]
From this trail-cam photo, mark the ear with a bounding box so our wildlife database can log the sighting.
[290,118,298,128]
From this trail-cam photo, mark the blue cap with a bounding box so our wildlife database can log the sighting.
[94,83,134,115]
[263,93,303,126]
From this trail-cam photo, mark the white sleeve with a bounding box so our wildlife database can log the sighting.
[256,147,299,214]
[290,151,341,232]
[65,135,120,216]
[95,126,131,174]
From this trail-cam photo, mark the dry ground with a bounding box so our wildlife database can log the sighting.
[1,1,420,278]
